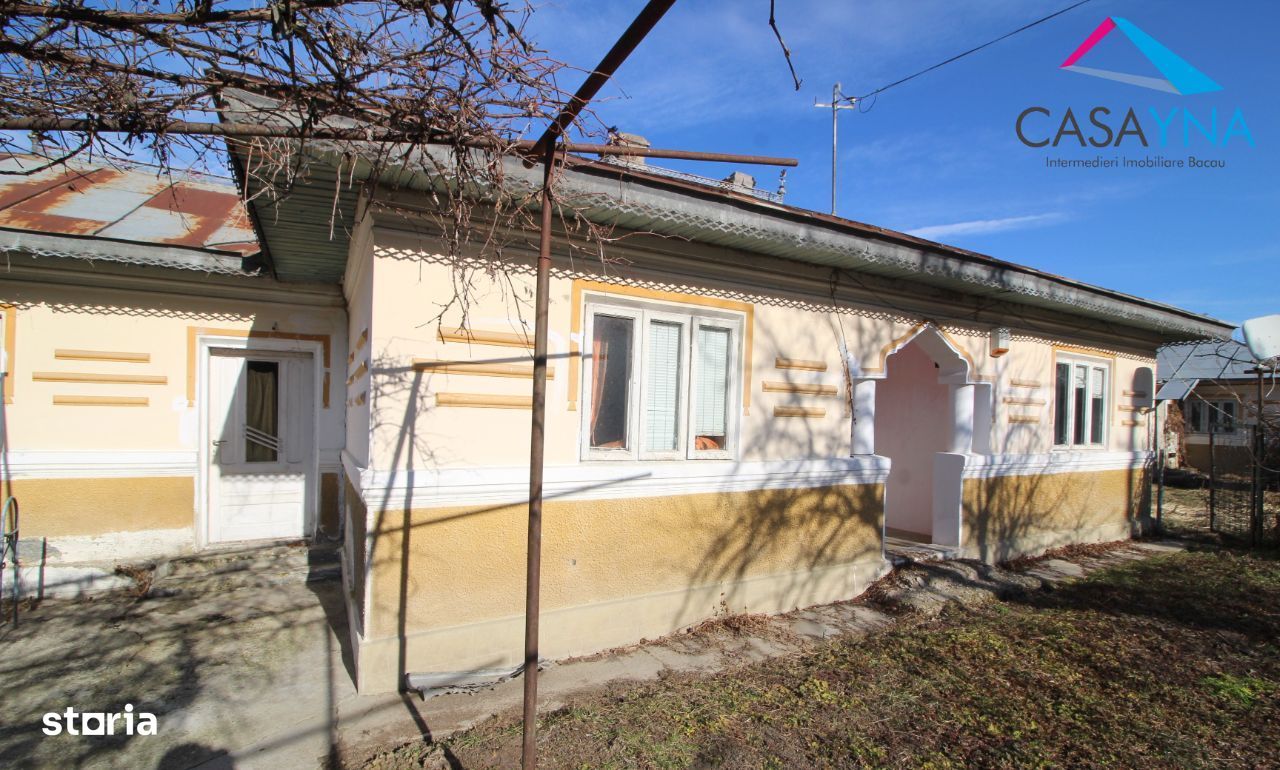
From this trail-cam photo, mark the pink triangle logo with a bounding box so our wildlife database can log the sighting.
[1061,17,1222,95]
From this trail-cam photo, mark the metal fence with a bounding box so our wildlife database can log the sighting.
[1159,421,1280,546]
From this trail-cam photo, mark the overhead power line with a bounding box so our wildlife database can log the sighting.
[850,0,1096,101]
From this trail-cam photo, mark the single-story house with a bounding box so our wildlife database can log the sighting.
[1157,339,1278,470]
[1,106,1232,692]
[0,153,347,565]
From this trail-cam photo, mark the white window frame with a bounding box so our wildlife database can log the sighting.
[581,306,642,462]
[686,315,740,460]
[1052,353,1111,449]
[580,295,743,462]
[1186,397,1237,434]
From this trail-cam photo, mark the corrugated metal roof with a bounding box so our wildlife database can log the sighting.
[0,154,259,259]
[1158,339,1258,383]
[216,89,1234,339]
[1155,378,1198,401]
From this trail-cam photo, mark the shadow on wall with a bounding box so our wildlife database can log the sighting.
[672,312,883,630]
[965,462,1152,564]
[357,300,889,691]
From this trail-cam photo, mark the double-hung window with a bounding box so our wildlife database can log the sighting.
[583,299,741,461]
[1052,354,1110,447]
[1186,398,1236,434]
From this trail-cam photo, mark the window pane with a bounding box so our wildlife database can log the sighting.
[693,326,731,450]
[644,320,682,452]
[1187,400,1204,433]
[1090,366,1106,444]
[1054,362,1070,445]
[590,314,633,449]
[1072,364,1087,445]
[1212,400,1235,433]
[245,360,279,462]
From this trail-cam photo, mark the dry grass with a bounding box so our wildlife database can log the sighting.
[384,549,1280,769]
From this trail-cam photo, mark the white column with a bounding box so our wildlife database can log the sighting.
[971,383,993,455]
[949,383,975,454]
[851,378,877,455]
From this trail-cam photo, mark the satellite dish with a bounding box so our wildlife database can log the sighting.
[1242,314,1280,363]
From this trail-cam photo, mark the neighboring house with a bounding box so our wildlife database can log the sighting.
[1157,339,1278,470]
[1,106,1234,694]
[0,152,347,566]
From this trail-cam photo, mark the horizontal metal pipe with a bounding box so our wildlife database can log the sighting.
[529,0,677,157]
[0,117,798,166]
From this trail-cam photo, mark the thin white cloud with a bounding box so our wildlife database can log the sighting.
[907,212,1065,240]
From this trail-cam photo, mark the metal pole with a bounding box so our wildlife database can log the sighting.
[831,82,838,215]
[522,143,555,770]
[1256,369,1265,545]
[0,117,796,167]
[1208,426,1217,532]
[1156,401,1164,532]
[527,0,678,159]
[813,84,856,216]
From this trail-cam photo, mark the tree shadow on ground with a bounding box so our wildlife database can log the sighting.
[1010,547,1280,641]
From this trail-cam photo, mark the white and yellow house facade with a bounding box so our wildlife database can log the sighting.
[0,140,1233,693]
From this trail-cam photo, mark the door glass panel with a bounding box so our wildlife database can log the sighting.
[693,326,731,450]
[590,314,633,450]
[644,320,682,452]
[245,360,280,462]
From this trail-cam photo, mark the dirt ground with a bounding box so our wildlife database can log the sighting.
[0,545,356,769]
[369,545,1280,769]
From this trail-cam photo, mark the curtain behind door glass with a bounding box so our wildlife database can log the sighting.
[245,360,279,462]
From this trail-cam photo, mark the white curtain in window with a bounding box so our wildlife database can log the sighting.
[693,326,730,439]
[644,321,682,452]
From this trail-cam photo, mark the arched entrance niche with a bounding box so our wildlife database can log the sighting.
[851,325,981,549]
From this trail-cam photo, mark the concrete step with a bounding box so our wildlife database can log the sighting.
[3,541,341,600]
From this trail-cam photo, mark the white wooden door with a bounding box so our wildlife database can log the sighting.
[206,350,314,544]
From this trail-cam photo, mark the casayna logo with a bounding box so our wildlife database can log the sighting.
[1014,17,1253,152]
[1059,16,1221,95]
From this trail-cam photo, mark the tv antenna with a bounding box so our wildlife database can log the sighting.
[814,82,857,216]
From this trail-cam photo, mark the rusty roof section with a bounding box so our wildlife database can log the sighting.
[0,153,258,257]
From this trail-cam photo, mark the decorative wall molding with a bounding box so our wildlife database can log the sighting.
[54,349,150,363]
[762,381,836,396]
[437,328,534,349]
[435,393,532,409]
[4,450,198,479]
[53,395,149,407]
[775,357,827,372]
[414,359,554,380]
[35,371,167,385]
[773,406,826,418]
[343,455,892,510]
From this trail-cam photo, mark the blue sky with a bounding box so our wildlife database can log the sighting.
[523,0,1278,328]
